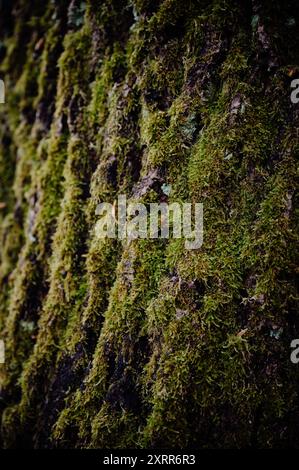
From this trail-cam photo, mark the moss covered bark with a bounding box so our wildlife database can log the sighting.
[0,0,299,448]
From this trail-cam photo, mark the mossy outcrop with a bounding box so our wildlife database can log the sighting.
[0,0,299,448]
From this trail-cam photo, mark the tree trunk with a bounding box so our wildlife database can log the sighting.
[0,0,299,449]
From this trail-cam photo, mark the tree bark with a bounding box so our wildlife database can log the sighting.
[0,0,299,448]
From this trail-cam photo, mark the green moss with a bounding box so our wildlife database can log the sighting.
[1,0,299,450]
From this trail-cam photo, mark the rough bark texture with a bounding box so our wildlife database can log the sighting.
[0,0,299,448]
